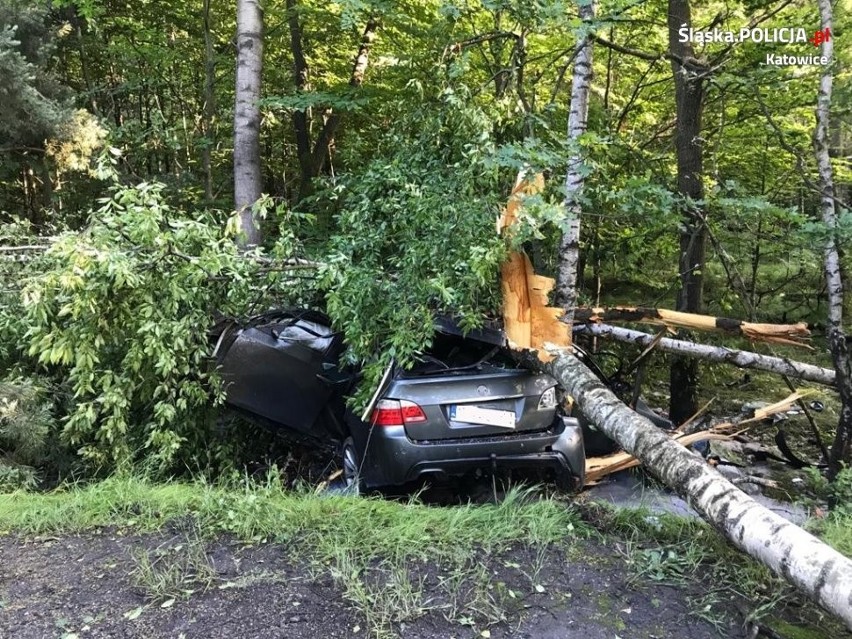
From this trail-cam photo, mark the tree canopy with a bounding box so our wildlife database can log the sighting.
[0,0,849,474]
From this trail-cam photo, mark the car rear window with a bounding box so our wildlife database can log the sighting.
[401,333,517,377]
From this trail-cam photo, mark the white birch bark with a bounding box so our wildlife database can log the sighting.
[546,350,852,628]
[556,0,594,317]
[813,0,852,474]
[575,323,836,386]
[815,0,841,336]
[234,0,263,247]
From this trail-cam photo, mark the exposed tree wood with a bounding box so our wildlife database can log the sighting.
[584,391,807,482]
[555,0,594,317]
[233,0,264,247]
[573,306,811,347]
[496,171,542,233]
[813,0,852,480]
[575,323,835,386]
[732,476,779,490]
[499,173,571,361]
[543,349,852,628]
[735,391,811,425]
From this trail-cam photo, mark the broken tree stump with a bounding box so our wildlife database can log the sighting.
[498,173,571,360]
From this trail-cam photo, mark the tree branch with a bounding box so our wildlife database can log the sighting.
[756,91,850,212]
[574,323,836,387]
[590,33,687,67]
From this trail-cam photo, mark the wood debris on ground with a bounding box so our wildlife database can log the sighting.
[584,391,813,484]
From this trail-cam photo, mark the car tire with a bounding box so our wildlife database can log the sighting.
[341,436,364,495]
[555,471,578,492]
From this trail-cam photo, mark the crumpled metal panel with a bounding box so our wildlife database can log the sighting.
[217,310,345,439]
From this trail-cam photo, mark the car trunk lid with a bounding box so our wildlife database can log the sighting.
[383,368,557,441]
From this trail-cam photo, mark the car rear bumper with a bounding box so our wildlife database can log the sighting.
[358,416,585,490]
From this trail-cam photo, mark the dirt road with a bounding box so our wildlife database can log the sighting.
[1,530,739,639]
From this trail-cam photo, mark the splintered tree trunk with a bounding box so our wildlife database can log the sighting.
[813,0,852,478]
[555,0,594,317]
[667,0,706,425]
[234,0,264,247]
[575,323,836,387]
[545,350,852,628]
[573,306,810,346]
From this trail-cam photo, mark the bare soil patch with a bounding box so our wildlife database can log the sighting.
[1,529,746,639]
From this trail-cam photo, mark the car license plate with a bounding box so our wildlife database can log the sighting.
[450,405,516,428]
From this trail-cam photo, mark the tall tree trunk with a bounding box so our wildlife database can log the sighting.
[70,10,98,115]
[308,18,379,179]
[543,350,852,629]
[813,0,852,479]
[234,0,264,247]
[38,159,52,218]
[286,0,314,201]
[287,8,378,203]
[201,0,216,203]
[555,0,595,316]
[667,0,706,425]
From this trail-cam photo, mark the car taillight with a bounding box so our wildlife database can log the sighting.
[370,399,427,426]
[399,400,427,423]
[538,387,557,410]
[371,399,403,426]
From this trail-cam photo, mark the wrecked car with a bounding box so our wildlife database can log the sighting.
[213,310,586,491]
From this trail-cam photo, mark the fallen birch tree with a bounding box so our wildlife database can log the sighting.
[574,323,836,387]
[542,348,852,628]
[574,306,811,346]
[495,172,852,626]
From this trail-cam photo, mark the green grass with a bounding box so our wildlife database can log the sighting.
[0,475,584,639]
[130,519,216,602]
[4,476,849,638]
[811,510,852,557]
[766,617,837,639]
[0,474,582,561]
[586,503,775,592]
[582,502,846,637]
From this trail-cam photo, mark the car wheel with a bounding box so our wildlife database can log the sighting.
[555,471,578,492]
[341,436,364,495]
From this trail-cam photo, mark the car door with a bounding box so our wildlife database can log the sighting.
[217,311,345,438]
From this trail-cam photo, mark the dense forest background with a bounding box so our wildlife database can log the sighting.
[0,0,850,483]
